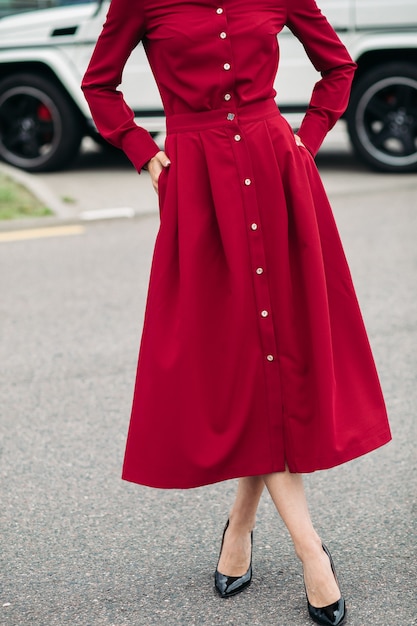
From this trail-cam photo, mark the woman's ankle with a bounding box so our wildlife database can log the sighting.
[228,510,256,534]
[293,533,323,562]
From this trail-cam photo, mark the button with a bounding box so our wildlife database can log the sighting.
[256,267,264,274]
[227,113,235,121]
[251,223,258,230]
[266,355,274,362]
[234,134,241,141]
[220,32,227,39]
[224,93,231,101]
[244,178,252,185]
[223,63,231,70]
[261,310,269,317]
[216,7,223,14]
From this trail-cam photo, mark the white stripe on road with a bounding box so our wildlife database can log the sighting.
[80,207,136,221]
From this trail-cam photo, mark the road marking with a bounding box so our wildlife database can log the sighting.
[80,207,136,220]
[0,225,85,243]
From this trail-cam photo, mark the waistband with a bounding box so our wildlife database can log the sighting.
[166,100,280,133]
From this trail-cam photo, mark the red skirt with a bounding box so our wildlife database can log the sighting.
[122,101,391,489]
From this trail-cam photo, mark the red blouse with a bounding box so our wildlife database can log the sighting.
[82,0,357,171]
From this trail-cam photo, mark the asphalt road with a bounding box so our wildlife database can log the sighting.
[1,137,416,625]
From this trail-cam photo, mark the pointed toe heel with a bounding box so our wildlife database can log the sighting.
[308,597,346,626]
[214,520,253,598]
[306,544,346,626]
[214,566,252,598]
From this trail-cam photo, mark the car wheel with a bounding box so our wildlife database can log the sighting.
[0,73,83,172]
[347,63,417,173]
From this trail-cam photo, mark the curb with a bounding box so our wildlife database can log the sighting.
[0,162,157,232]
[0,162,76,220]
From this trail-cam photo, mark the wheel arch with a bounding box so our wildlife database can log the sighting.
[0,57,91,129]
[345,48,417,119]
[0,65,88,171]
[352,48,417,84]
[346,52,417,172]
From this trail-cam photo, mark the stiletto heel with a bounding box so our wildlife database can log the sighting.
[214,520,253,598]
[306,544,346,626]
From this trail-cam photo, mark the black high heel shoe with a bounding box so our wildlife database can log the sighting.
[306,544,346,626]
[214,520,253,598]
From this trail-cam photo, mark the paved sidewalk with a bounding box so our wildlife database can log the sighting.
[0,155,157,231]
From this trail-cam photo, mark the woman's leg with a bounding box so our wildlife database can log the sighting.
[263,470,341,608]
[217,475,264,576]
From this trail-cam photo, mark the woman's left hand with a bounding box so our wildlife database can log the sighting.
[294,134,306,148]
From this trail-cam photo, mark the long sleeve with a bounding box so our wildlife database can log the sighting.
[286,0,357,156]
[81,0,159,172]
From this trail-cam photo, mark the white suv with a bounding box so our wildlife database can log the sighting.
[0,0,416,172]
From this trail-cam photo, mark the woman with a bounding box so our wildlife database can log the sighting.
[82,0,391,623]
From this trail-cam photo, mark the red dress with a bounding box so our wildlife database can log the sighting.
[82,0,391,488]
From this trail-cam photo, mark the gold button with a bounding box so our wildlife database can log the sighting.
[244,178,251,185]
[234,134,241,141]
[266,354,274,362]
[223,63,231,70]
[224,93,231,101]
[251,223,258,230]
[256,267,264,274]
[220,32,227,39]
[261,310,269,317]
[216,7,223,14]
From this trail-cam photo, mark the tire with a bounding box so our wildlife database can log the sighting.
[347,63,417,173]
[0,73,83,172]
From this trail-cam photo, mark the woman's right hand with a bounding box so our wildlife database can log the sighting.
[145,150,171,194]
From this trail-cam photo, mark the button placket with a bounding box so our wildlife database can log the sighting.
[243,184,275,359]
[228,129,283,452]
[215,5,236,117]
[218,22,277,380]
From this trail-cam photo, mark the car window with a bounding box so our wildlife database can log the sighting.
[0,0,96,19]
